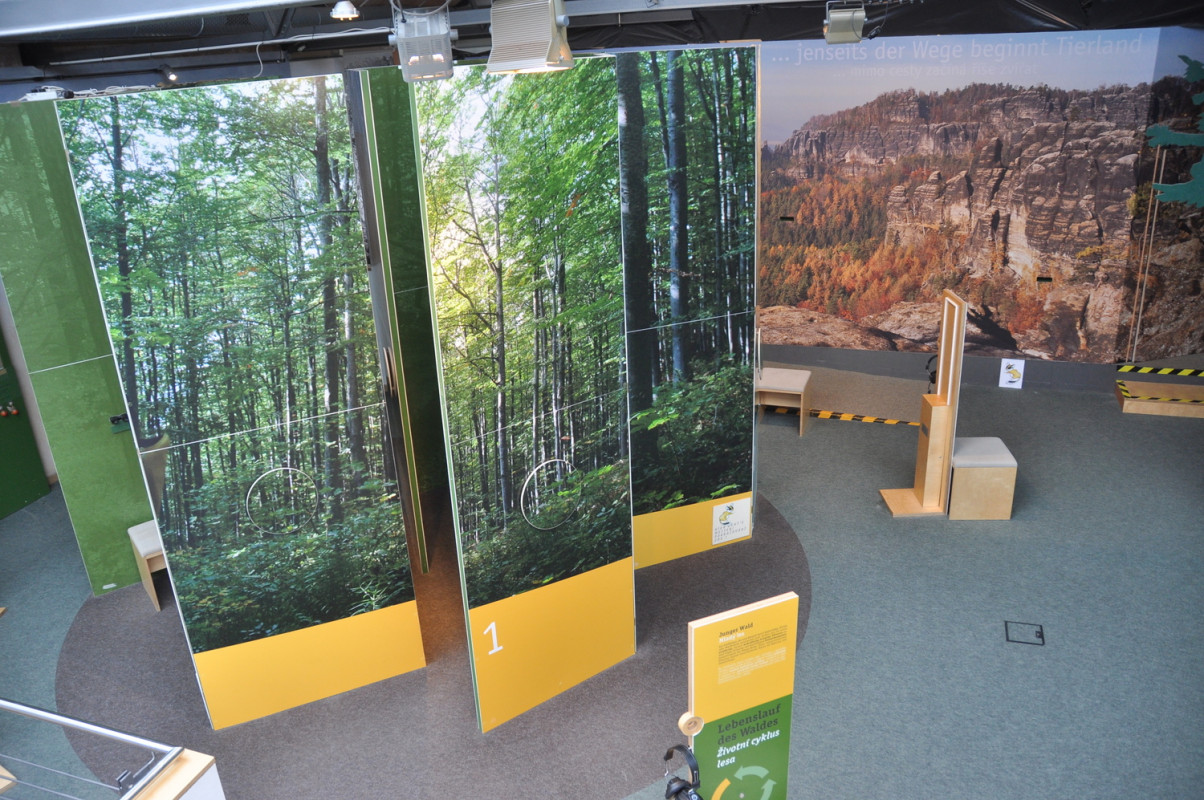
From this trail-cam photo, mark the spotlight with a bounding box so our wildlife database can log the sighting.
[486,0,574,74]
[392,1,455,82]
[331,1,360,21]
[161,66,179,83]
[824,1,866,44]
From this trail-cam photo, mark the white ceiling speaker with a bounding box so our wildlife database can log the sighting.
[486,0,574,74]
[393,2,455,82]
[824,1,866,44]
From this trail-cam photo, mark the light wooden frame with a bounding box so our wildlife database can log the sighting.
[880,291,966,516]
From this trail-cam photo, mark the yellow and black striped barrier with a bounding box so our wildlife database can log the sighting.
[1116,364,1204,378]
[761,405,919,426]
[1115,380,1204,404]
[811,409,920,426]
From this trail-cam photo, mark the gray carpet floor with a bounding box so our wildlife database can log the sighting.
[5,359,1203,799]
[0,486,109,799]
[52,493,809,800]
[755,371,1204,799]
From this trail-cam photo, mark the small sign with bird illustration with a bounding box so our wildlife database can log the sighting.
[999,358,1025,389]
[712,497,751,546]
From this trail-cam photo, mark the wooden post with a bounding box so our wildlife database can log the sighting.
[880,291,966,517]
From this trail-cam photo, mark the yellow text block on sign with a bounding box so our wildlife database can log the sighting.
[688,592,798,724]
[467,557,635,732]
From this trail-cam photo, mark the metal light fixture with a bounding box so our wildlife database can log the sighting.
[331,1,360,21]
[824,1,866,44]
[486,0,573,74]
[392,1,455,82]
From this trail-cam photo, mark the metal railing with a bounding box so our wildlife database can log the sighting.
[0,698,182,799]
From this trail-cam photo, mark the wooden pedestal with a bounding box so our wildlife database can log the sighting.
[947,437,1016,521]
[881,394,951,517]
[134,750,225,800]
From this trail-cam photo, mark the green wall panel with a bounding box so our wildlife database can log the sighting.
[0,101,149,594]
[0,104,113,372]
[30,359,145,590]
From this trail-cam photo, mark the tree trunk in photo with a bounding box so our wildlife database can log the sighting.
[491,172,512,517]
[617,52,658,468]
[666,50,691,381]
[315,77,344,523]
[335,159,367,478]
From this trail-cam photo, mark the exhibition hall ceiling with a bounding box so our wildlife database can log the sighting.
[0,0,1201,100]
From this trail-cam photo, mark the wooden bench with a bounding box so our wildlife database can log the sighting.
[755,367,812,436]
[128,520,167,611]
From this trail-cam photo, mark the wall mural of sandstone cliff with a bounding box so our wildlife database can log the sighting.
[759,27,1204,362]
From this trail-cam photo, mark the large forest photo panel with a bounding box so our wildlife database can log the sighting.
[759,27,1204,364]
[621,46,758,568]
[59,75,426,728]
[416,59,636,732]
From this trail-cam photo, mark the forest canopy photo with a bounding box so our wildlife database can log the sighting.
[416,47,757,606]
[617,47,757,519]
[417,60,631,609]
[61,76,415,653]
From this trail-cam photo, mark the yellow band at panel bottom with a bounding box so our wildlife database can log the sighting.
[468,557,635,732]
[633,492,753,569]
[194,600,425,729]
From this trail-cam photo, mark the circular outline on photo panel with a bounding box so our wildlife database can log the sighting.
[519,458,582,531]
[245,466,319,535]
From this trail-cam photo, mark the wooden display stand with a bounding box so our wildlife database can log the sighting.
[881,291,966,517]
[755,367,813,435]
[881,395,951,515]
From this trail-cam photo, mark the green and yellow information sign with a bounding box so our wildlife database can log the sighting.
[685,593,798,799]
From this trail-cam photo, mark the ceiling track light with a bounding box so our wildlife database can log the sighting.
[824,0,866,44]
[331,1,360,21]
[486,0,574,75]
[392,1,455,83]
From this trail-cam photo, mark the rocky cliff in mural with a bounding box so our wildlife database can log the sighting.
[760,79,1204,361]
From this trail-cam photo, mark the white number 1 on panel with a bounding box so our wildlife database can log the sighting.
[483,621,503,654]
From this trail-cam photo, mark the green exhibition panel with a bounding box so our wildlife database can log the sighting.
[348,67,451,574]
[621,47,759,568]
[59,76,425,728]
[414,60,636,732]
[0,101,149,591]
